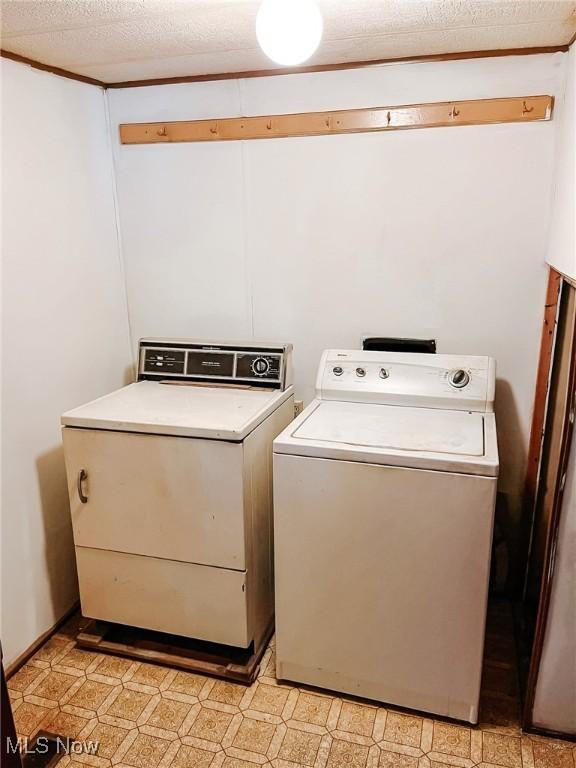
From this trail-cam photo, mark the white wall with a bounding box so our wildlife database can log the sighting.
[547,45,576,280]
[1,59,132,666]
[0,50,569,669]
[108,53,567,523]
[532,428,576,734]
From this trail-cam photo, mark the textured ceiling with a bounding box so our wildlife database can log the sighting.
[1,0,575,84]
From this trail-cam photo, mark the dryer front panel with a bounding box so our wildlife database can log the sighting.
[76,547,249,647]
[63,427,247,570]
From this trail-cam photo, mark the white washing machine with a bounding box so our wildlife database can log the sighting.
[273,349,498,723]
[62,338,293,650]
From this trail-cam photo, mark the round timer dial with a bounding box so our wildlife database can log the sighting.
[251,357,271,376]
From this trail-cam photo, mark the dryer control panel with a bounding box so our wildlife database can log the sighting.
[316,350,495,413]
[138,339,292,390]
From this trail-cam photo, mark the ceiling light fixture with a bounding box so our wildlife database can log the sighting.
[256,0,323,66]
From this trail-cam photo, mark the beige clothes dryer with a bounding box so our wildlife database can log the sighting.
[62,338,294,650]
[273,350,498,723]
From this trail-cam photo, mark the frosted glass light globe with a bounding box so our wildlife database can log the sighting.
[256,0,323,66]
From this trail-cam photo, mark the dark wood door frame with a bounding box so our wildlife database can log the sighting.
[520,269,563,570]
[514,269,562,598]
[1,653,23,768]
[521,268,576,737]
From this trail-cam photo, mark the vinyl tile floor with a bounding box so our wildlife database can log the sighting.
[8,601,575,768]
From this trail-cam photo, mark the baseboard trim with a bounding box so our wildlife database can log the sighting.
[5,601,80,679]
[524,724,576,743]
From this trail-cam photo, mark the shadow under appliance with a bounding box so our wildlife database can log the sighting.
[62,338,294,661]
[273,350,498,723]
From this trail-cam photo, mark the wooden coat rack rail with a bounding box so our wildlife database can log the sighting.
[120,94,553,145]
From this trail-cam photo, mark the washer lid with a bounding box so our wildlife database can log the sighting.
[294,401,484,455]
[62,380,293,441]
[275,400,499,476]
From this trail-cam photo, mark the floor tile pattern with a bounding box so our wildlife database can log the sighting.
[8,602,575,768]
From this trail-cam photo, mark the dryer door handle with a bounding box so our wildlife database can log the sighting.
[77,469,88,504]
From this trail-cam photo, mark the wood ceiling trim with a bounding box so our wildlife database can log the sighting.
[106,46,570,89]
[0,48,106,87]
[1,44,570,90]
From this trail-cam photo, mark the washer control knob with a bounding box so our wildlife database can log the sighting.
[252,357,270,376]
[333,366,344,376]
[449,369,470,388]
[356,367,366,377]
[379,368,389,379]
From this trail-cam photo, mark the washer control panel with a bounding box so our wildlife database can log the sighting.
[318,350,495,412]
[139,339,291,389]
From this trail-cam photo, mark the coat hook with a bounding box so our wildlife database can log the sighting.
[386,111,391,126]
[523,100,534,114]
[266,120,272,130]
[157,126,167,137]
[209,123,218,134]
[449,106,460,119]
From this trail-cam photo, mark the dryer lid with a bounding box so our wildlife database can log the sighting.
[62,380,293,441]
